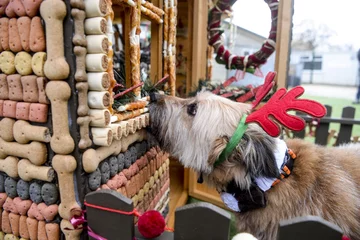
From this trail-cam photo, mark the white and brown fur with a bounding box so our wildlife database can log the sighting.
[148,91,360,240]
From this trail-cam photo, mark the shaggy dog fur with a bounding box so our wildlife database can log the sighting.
[148,91,360,240]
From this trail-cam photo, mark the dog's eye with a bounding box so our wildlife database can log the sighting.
[187,103,197,116]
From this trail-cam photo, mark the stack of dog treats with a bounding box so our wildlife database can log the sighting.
[0,0,63,239]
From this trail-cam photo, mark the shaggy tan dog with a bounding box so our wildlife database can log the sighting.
[148,91,360,240]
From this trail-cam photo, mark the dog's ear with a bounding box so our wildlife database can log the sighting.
[241,130,280,179]
[208,136,228,166]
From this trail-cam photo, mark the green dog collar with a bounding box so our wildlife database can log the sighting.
[214,115,248,167]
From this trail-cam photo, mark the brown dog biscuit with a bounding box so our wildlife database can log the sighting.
[7,74,23,101]
[76,82,89,116]
[15,52,33,75]
[26,217,38,240]
[70,0,84,9]
[71,8,86,47]
[0,51,16,74]
[21,0,42,17]
[16,102,30,120]
[3,100,16,118]
[9,18,22,52]
[29,16,45,52]
[19,215,29,239]
[0,17,9,50]
[0,0,10,16]
[37,220,47,240]
[0,100,3,116]
[0,74,9,100]
[2,210,12,234]
[45,223,60,240]
[29,103,48,123]
[31,52,46,77]
[9,213,20,236]
[21,75,38,102]
[74,46,87,81]
[17,16,31,52]
[6,0,26,17]
[36,77,48,104]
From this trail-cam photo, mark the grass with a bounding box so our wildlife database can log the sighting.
[299,94,360,145]
[185,95,360,239]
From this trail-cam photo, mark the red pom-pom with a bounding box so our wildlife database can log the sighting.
[342,236,351,240]
[138,210,165,238]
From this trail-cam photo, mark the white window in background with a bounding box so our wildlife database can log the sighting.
[301,55,323,70]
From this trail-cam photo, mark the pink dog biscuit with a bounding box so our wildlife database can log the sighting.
[26,217,38,240]
[17,16,31,52]
[0,0,10,16]
[28,203,44,221]
[6,0,26,17]
[3,197,17,214]
[21,75,39,102]
[3,100,17,118]
[2,210,12,234]
[22,0,43,17]
[29,103,48,123]
[0,192,7,207]
[19,215,29,239]
[9,212,20,236]
[0,18,9,50]
[45,223,60,240]
[0,74,9,100]
[29,16,46,52]
[16,102,30,120]
[9,18,22,52]
[13,198,31,216]
[37,203,58,222]
[7,74,23,101]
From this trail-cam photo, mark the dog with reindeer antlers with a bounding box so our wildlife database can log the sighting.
[148,72,360,240]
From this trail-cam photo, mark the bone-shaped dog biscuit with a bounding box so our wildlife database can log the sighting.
[18,159,54,182]
[0,138,47,165]
[60,219,82,240]
[71,9,87,47]
[82,139,122,173]
[86,35,109,54]
[87,91,110,109]
[75,82,89,117]
[91,127,113,147]
[87,72,110,91]
[0,18,9,50]
[17,16,31,52]
[77,116,92,150]
[0,0,10,18]
[0,156,18,178]
[29,16,46,52]
[52,155,81,220]
[0,118,15,141]
[70,0,85,9]
[84,17,107,35]
[74,46,87,82]
[40,0,69,80]
[45,81,75,154]
[9,18,22,52]
[121,129,147,152]
[84,0,107,18]
[13,120,50,144]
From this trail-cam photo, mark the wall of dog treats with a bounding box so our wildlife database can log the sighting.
[0,0,171,239]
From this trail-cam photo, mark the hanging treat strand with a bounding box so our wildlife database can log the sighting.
[130,0,142,98]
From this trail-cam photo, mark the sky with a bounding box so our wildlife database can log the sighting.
[231,0,360,50]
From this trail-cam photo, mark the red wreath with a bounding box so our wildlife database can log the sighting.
[208,0,279,71]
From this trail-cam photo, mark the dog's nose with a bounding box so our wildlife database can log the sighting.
[150,92,160,103]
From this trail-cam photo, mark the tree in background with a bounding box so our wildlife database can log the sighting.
[292,20,335,84]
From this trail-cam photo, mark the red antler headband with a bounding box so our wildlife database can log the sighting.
[214,71,327,167]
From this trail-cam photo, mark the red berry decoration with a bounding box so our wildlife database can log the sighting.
[137,210,166,238]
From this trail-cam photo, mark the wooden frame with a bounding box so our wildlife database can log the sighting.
[187,0,294,209]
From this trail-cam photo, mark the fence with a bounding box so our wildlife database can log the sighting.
[287,105,360,146]
[84,190,343,240]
